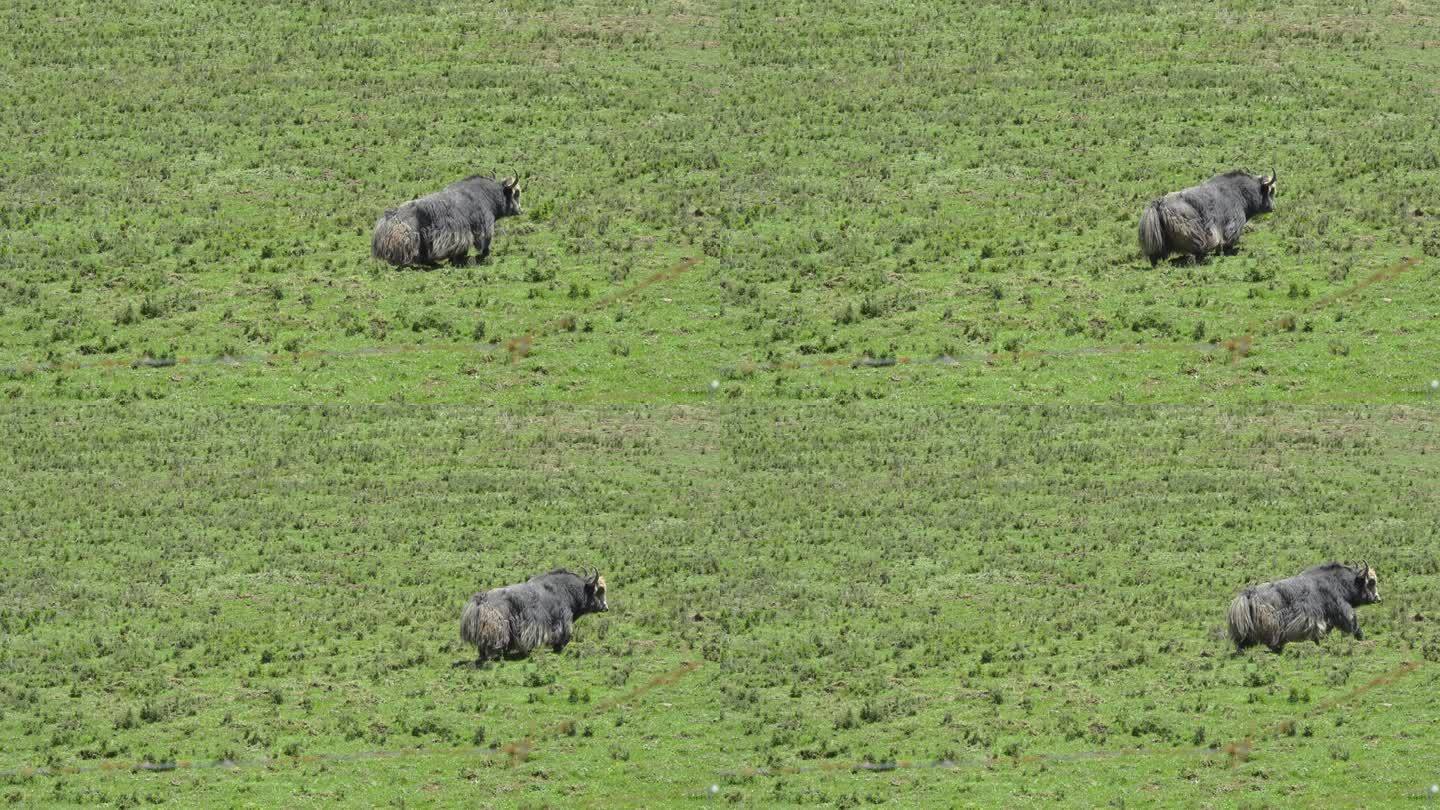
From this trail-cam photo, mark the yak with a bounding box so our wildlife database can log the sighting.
[1227,561,1380,653]
[371,175,523,267]
[1138,169,1277,266]
[460,568,608,665]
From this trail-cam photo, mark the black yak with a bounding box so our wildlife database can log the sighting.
[1227,561,1380,653]
[372,175,523,267]
[460,568,608,665]
[1138,169,1277,266]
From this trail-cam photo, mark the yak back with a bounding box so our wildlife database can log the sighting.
[1183,171,1267,220]
[477,568,589,620]
[438,175,511,217]
[399,176,510,228]
[1258,562,1364,608]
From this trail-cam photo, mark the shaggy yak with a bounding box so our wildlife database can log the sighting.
[1227,561,1380,653]
[460,569,608,665]
[1138,169,1277,266]
[371,175,522,267]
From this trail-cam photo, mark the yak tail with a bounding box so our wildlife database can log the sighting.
[371,207,421,266]
[1226,591,1258,650]
[1227,589,1283,651]
[460,598,509,658]
[1138,200,1167,267]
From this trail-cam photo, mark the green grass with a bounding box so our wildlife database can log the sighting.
[3,0,1440,805]
[3,404,1440,807]
[3,0,1439,405]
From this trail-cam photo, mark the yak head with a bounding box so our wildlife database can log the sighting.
[1256,169,1278,214]
[1352,561,1380,604]
[501,177,523,218]
[583,570,608,613]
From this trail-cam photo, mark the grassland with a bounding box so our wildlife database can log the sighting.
[4,404,1440,808]
[3,0,1440,806]
[3,0,1440,405]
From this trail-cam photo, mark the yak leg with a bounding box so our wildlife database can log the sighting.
[1339,605,1363,640]
[476,235,492,262]
[1189,227,1212,264]
[1267,617,1289,653]
[450,252,472,268]
[1220,218,1244,255]
[551,625,572,654]
[1188,221,1223,264]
